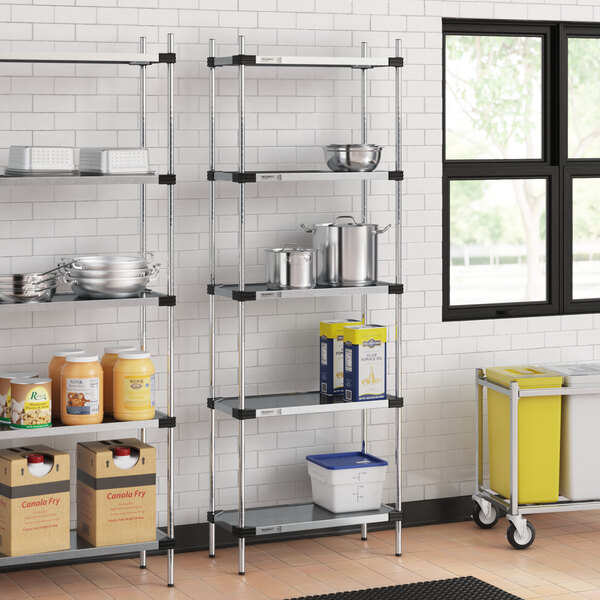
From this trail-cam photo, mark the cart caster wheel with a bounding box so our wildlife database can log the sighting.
[472,503,499,529]
[507,522,535,549]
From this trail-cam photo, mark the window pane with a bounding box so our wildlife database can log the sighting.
[569,38,600,158]
[450,179,547,305]
[445,35,542,160]
[572,178,600,299]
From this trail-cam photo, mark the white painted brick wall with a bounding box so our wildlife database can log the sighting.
[0,0,597,529]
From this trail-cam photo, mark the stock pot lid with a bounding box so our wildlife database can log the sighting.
[266,247,317,253]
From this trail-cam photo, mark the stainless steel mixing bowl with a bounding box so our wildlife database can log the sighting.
[324,144,382,172]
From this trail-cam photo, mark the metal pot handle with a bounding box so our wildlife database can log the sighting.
[373,224,391,235]
[299,223,314,233]
[147,263,161,281]
[286,253,312,264]
[334,215,359,226]
[281,243,304,251]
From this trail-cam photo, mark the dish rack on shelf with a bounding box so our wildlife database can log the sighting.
[0,37,177,586]
[206,37,405,575]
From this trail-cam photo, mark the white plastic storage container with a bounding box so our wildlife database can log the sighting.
[306,451,387,513]
[542,362,600,501]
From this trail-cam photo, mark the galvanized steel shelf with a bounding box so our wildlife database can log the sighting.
[0,410,175,441]
[209,170,401,183]
[0,529,173,569]
[0,37,176,586]
[210,392,403,419]
[473,370,600,549]
[0,51,165,65]
[213,503,399,538]
[211,281,401,301]
[0,291,175,313]
[209,55,400,69]
[0,170,159,186]
[208,38,404,574]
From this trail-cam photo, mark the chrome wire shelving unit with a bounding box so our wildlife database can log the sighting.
[0,37,177,586]
[207,37,404,575]
[473,369,600,550]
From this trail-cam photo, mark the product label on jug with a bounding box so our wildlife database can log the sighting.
[123,374,155,411]
[66,378,100,415]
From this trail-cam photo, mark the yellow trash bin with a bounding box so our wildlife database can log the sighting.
[486,366,563,504]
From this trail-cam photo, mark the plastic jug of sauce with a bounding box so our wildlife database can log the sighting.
[100,346,135,416]
[113,352,155,421]
[61,354,103,425]
[48,348,84,419]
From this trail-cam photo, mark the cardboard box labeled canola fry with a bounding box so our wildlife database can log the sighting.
[0,445,70,557]
[77,438,156,547]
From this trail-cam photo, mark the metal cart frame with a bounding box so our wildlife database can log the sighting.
[474,368,600,549]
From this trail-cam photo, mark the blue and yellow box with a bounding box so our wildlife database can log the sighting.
[343,324,387,401]
[319,320,361,396]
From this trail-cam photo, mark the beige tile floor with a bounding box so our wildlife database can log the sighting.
[3,510,600,600]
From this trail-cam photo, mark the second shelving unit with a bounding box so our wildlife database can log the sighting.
[0,37,176,585]
[207,37,405,574]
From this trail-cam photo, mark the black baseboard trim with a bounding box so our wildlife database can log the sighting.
[0,495,472,572]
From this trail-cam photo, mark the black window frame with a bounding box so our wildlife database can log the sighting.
[443,18,600,321]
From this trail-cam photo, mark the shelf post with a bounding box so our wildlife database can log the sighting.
[394,38,403,557]
[360,40,369,543]
[138,34,148,571]
[476,369,484,492]
[237,34,247,577]
[166,31,175,588]
[208,37,217,561]
[510,381,519,516]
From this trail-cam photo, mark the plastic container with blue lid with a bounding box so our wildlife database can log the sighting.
[306,451,388,513]
[306,451,388,470]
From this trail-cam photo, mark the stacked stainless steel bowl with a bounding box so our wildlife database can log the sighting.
[63,255,159,299]
[0,270,60,303]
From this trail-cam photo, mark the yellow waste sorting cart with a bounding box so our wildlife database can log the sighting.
[486,366,563,504]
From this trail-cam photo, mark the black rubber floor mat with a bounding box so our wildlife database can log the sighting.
[285,576,523,600]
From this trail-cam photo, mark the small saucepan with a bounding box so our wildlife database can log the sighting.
[265,244,318,289]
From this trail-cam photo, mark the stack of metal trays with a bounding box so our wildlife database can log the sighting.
[63,255,160,299]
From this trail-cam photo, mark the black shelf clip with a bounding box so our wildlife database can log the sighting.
[232,524,257,538]
[389,510,403,522]
[388,57,404,67]
[159,53,176,64]
[207,284,215,296]
[388,283,404,295]
[388,396,404,409]
[158,294,177,307]
[207,397,217,410]
[159,174,176,185]
[388,171,404,181]
[232,289,257,302]
[158,415,177,428]
[232,407,257,420]
[158,536,177,549]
